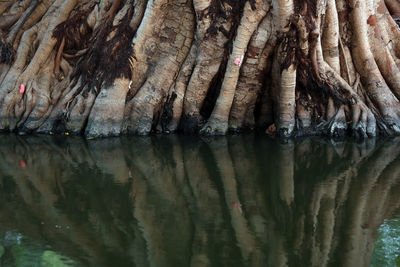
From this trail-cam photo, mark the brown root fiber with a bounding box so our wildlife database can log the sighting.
[70,5,136,93]
[0,0,400,138]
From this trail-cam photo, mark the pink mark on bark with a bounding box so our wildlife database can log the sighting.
[19,84,25,94]
[234,55,244,67]
[232,201,243,213]
[234,58,241,66]
[20,160,26,168]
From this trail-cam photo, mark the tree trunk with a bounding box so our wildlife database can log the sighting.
[1,0,400,137]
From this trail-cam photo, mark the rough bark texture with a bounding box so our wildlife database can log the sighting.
[1,0,400,137]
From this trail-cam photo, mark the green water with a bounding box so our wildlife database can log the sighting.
[0,134,399,267]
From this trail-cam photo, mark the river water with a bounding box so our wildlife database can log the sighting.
[0,134,399,266]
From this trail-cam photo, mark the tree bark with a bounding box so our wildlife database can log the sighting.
[1,0,400,137]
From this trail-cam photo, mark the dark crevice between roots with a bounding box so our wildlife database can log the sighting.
[180,45,229,135]
[160,92,177,132]
[198,0,248,39]
[180,116,203,135]
[179,68,223,135]
[294,0,317,25]
[51,117,67,135]
[201,63,226,120]
[0,41,14,64]
[254,90,274,132]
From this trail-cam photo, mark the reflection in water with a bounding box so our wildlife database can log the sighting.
[0,135,399,266]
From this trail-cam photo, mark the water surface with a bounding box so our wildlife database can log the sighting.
[0,134,399,266]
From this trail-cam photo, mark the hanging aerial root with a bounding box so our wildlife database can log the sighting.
[54,1,134,96]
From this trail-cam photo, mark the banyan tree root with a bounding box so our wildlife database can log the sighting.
[0,0,400,138]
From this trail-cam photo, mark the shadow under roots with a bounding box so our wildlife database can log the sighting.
[0,42,14,64]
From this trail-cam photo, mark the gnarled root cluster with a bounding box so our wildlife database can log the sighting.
[0,0,400,138]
